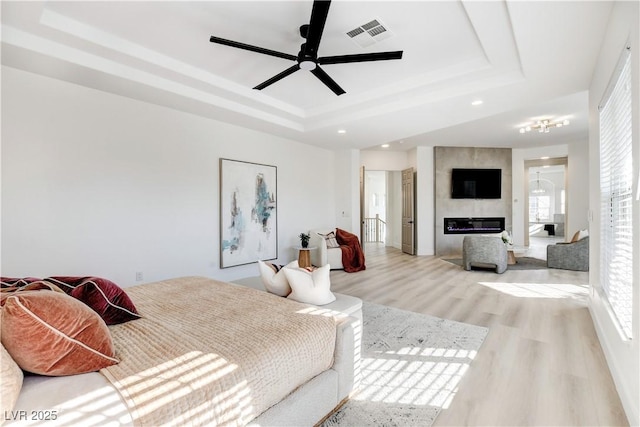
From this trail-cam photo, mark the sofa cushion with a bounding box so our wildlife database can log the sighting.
[284,264,336,306]
[318,231,340,248]
[1,290,119,376]
[571,229,589,242]
[258,260,298,296]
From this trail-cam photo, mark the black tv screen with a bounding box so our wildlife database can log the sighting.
[451,168,502,199]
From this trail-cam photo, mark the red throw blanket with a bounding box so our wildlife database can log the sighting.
[336,228,366,273]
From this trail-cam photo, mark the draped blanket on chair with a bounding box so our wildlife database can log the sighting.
[336,228,366,273]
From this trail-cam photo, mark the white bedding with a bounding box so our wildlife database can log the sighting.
[8,373,132,427]
[5,277,341,427]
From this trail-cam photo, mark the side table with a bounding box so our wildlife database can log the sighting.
[296,246,316,268]
[506,245,527,265]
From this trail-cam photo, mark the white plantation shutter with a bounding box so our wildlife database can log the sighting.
[599,46,633,339]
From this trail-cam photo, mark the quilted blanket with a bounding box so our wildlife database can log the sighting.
[101,276,337,426]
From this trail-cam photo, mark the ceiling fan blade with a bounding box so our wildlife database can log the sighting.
[303,0,331,58]
[318,51,404,65]
[210,36,297,61]
[253,64,301,90]
[310,65,345,95]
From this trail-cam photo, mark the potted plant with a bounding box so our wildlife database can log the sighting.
[299,232,310,248]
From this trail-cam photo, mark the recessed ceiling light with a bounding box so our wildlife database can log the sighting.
[471,100,483,106]
[541,156,550,160]
[381,144,390,148]
[337,129,346,134]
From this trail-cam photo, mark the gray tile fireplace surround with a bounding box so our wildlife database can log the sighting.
[435,146,513,256]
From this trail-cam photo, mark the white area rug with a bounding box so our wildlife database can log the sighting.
[322,302,488,427]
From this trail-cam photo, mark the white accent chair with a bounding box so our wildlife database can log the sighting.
[309,229,344,270]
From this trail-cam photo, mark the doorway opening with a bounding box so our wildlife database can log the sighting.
[525,158,567,259]
[362,170,405,250]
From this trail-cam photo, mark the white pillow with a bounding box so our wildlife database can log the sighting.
[578,229,589,240]
[258,260,298,296]
[284,264,336,306]
[1,343,23,415]
[318,231,340,248]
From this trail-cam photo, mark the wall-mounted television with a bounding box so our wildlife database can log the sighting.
[451,168,502,199]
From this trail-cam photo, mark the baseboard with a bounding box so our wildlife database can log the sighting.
[588,297,638,426]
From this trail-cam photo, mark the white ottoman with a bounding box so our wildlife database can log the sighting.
[231,275,363,321]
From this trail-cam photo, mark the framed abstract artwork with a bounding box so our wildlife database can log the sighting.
[219,158,277,268]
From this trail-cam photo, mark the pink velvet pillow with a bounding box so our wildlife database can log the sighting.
[45,277,141,325]
[1,291,119,376]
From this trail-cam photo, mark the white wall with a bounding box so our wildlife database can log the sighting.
[1,66,336,286]
[360,150,409,171]
[587,1,639,425]
[332,149,361,234]
[414,146,435,255]
[567,139,590,231]
[386,171,402,249]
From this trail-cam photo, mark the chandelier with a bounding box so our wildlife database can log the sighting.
[532,171,545,194]
[519,119,570,134]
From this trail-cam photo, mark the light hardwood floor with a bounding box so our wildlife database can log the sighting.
[329,244,629,427]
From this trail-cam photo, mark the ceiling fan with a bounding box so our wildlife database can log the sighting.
[209,0,403,96]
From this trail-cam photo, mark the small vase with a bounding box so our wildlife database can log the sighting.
[301,242,309,248]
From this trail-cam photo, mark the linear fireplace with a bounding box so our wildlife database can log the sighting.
[444,217,505,234]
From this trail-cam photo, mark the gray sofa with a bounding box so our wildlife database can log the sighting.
[547,236,589,271]
[462,235,508,274]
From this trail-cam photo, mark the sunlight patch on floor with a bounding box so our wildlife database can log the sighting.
[352,347,475,410]
[478,281,588,299]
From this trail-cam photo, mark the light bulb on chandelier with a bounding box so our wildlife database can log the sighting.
[519,119,570,134]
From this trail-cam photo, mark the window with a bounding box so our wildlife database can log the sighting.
[599,45,633,339]
[529,194,551,222]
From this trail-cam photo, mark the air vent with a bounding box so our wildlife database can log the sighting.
[346,19,393,48]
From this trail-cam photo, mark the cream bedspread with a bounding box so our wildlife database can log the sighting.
[100,276,337,427]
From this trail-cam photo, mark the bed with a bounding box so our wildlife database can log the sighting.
[1,276,358,426]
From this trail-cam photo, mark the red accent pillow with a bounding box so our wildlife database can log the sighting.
[46,277,141,325]
[43,276,92,292]
[1,291,119,376]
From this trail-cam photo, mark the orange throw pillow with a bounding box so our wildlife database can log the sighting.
[1,291,119,376]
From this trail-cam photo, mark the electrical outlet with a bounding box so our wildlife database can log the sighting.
[135,272,143,282]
